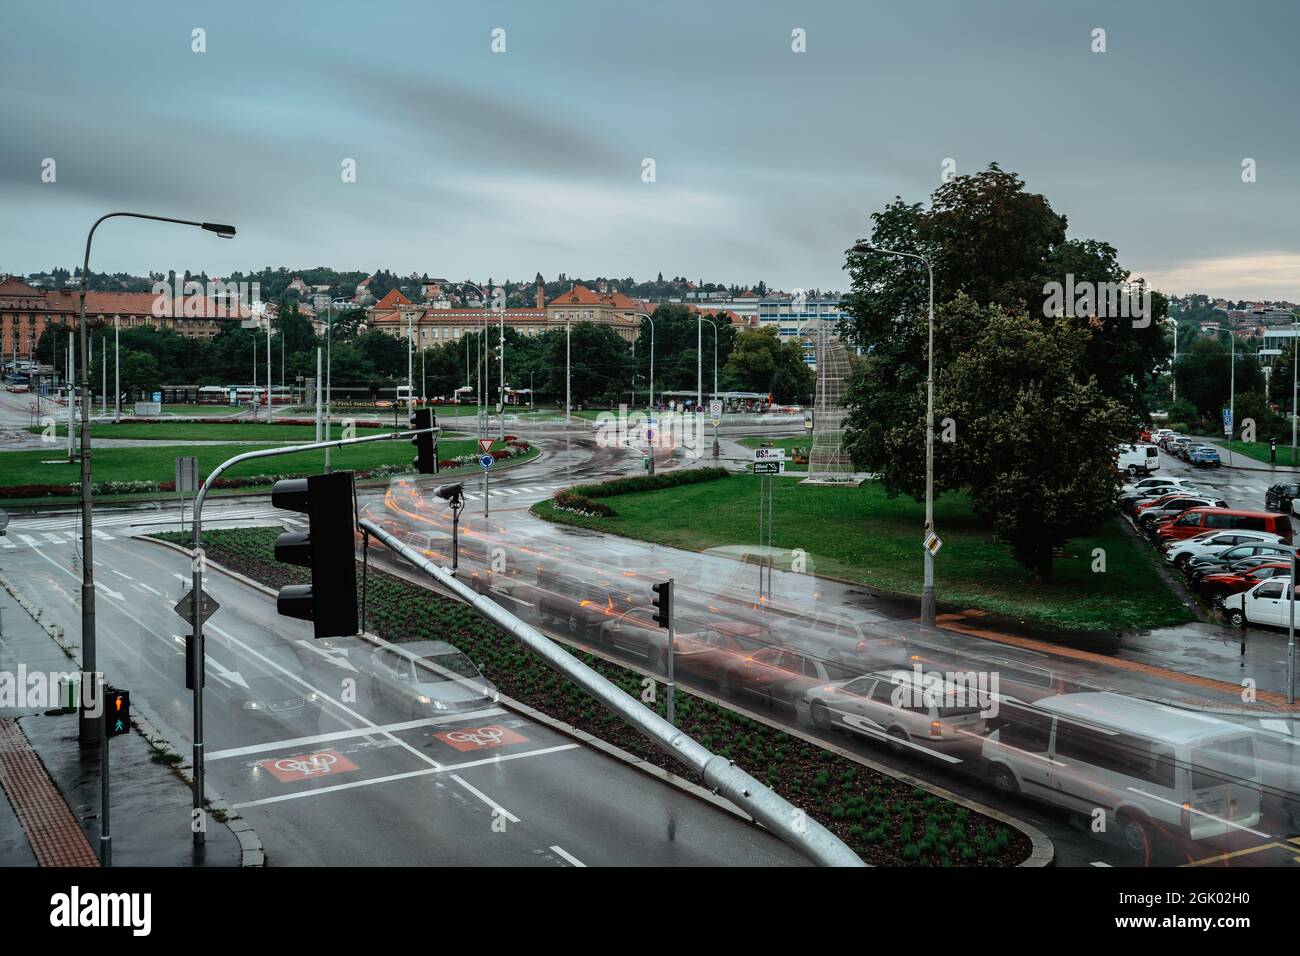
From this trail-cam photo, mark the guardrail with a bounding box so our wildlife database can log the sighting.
[357,515,865,867]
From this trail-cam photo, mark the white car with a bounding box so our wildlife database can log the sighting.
[1119,475,1198,497]
[1164,530,1284,568]
[1222,577,1297,629]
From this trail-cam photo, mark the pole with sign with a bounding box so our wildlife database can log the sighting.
[101,685,130,865]
[478,438,494,517]
[709,399,722,458]
[753,448,785,598]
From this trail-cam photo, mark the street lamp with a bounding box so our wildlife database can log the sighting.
[702,317,719,397]
[851,242,937,627]
[72,213,235,761]
[1206,324,1237,466]
[633,312,654,410]
[1163,317,1178,404]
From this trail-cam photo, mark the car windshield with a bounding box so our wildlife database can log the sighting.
[416,652,480,681]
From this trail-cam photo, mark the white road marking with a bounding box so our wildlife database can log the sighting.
[136,582,163,596]
[19,535,40,548]
[1090,861,1112,867]
[228,744,577,809]
[1,539,13,549]
[449,773,522,824]
[111,568,132,580]
[94,582,125,601]
[206,708,506,761]
[43,533,64,544]
[549,845,586,867]
[92,529,113,540]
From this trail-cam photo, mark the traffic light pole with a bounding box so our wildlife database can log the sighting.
[358,517,863,867]
[185,426,438,847]
[99,675,110,866]
[666,577,675,726]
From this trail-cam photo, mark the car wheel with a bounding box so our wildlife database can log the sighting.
[886,726,910,752]
[1118,811,1155,862]
[1128,465,1139,477]
[1209,590,1228,609]
[1174,553,1191,570]
[1227,607,1246,627]
[989,763,1019,795]
[810,700,832,730]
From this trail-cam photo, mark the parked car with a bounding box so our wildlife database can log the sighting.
[1163,435,1192,454]
[362,640,498,716]
[804,670,988,756]
[1116,442,1160,477]
[1188,445,1222,468]
[1156,508,1292,548]
[1222,577,1299,629]
[1164,530,1283,570]
[1118,482,1201,514]
[1177,442,1209,462]
[983,693,1262,856]
[1120,475,1197,498]
[1264,480,1300,514]
[1198,562,1292,607]
[1186,542,1297,584]
[1137,496,1229,535]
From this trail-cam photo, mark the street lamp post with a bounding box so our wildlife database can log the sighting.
[633,313,655,410]
[113,317,119,424]
[1163,317,1178,404]
[852,243,937,627]
[73,213,234,751]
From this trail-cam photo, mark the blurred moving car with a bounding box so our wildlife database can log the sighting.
[804,670,988,757]
[362,640,498,716]
[719,645,859,714]
[982,693,1262,856]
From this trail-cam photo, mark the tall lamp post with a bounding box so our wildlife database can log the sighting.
[1163,317,1178,404]
[852,242,937,627]
[702,317,719,397]
[633,312,655,410]
[1208,325,1237,466]
[74,213,235,747]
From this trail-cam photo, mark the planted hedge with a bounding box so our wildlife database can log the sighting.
[155,525,1031,867]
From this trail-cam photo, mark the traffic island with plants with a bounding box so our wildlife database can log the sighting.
[152,525,1033,867]
[531,472,1193,634]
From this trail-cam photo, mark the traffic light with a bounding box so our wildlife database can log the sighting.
[410,407,437,474]
[272,470,359,638]
[104,687,130,738]
[651,580,672,629]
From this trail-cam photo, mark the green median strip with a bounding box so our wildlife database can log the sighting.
[531,474,1193,633]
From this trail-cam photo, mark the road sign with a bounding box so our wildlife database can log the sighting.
[478,437,495,454]
[924,531,943,556]
[174,588,220,627]
[479,454,495,469]
[753,460,785,475]
[175,455,197,494]
[1222,408,1233,437]
[709,399,723,419]
[752,447,787,462]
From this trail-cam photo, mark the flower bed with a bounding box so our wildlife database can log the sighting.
[151,525,1032,867]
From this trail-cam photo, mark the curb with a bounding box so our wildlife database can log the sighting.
[0,568,265,867]
[142,534,1053,867]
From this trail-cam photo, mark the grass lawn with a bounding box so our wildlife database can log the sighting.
[31,421,397,442]
[158,403,244,416]
[0,437,532,489]
[1216,438,1300,467]
[532,475,1193,633]
[739,434,813,471]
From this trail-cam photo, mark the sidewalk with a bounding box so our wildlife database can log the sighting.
[1199,437,1300,474]
[0,583,243,867]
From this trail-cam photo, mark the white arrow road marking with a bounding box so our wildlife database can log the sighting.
[111,569,132,580]
[94,582,125,601]
[295,639,359,673]
[204,651,250,690]
[136,582,163,596]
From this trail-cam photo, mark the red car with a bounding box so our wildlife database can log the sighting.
[1197,562,1292,607]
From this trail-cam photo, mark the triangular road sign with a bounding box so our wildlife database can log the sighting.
[478,438,495,454]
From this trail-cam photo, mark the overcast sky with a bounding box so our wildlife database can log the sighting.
[2,0,1297,299]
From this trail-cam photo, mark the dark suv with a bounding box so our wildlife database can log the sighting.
[1265,481,1300,514]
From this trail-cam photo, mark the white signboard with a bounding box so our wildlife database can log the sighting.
[752,447,787,462]
[709,399,723,419]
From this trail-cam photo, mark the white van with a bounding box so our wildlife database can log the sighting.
[1116,442,1160,476]
[983,692,1262,853]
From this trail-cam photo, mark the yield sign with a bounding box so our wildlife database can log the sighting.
[477,438,495,454]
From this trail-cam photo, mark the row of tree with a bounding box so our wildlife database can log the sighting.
[35,303,815,406]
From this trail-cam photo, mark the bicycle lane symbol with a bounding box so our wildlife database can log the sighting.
[261,748,360,783]
[435,725,529,752]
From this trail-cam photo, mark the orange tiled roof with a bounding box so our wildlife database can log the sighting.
[375,288,411,309]
[548,284,603,306]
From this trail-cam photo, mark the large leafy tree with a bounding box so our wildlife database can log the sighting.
[841,165,1170,576]
[942,302,1133,580]
[1172,336,1264,419]
[542,322,630,405]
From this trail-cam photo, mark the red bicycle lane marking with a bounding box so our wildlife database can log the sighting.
[435,725,529,752]
[261,748,360,783]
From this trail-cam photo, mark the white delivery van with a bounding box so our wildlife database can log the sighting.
[983,692,1262,853]
[1116,442,1160,476]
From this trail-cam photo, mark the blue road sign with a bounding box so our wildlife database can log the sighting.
[480,454,494,469]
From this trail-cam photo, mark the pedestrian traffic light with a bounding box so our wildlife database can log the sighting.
[410,407,437,474]
[651,580,672,629]
[272,470,359,638]
[104,687,130,738]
